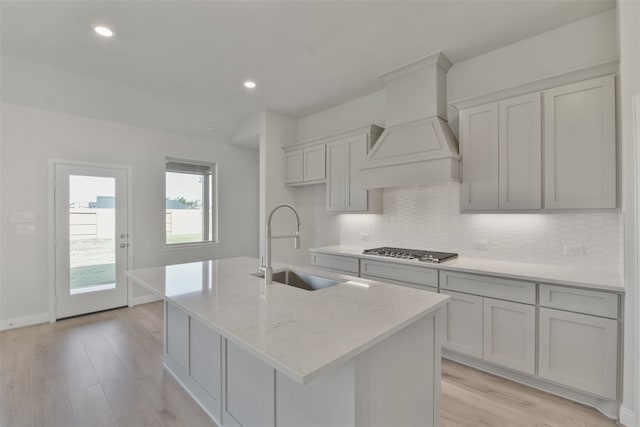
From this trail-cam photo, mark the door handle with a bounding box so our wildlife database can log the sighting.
[120,243,128,248]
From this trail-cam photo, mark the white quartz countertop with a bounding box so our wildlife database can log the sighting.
[126,256,449,385]
[310,246,624,292]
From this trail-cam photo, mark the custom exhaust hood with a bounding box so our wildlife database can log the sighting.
[360,51,460,188]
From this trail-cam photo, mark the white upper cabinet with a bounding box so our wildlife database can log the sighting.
[544,75,616,209]
[327,134,382,214]
[327,141,347,212]
[284,145,326,186]
[303,145,326,182]
[498,93,542,210]
[284,150,304,184]
[460,75,616,212]
[460,103,499,211]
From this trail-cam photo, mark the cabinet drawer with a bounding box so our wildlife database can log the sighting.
[439,271,535,304]
[361,259,438,288]
[539,285,619,319]
[311,253,359,275]
[361,274,436,291]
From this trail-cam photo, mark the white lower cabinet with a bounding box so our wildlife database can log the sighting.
[440,290,483,359]
[224,341,275,427]
[190,318,222,407]
[538,307,618,399]
[483,298,535,375]
[166,302,190,370]
[164,302,223,422]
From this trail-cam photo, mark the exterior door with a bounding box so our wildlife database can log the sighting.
[54,163,129,318]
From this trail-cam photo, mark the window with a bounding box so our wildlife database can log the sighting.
[165,158,217,245]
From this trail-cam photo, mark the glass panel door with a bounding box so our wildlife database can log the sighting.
[55,163,128,318]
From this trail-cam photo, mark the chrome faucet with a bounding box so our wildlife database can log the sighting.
[263,204,301,284]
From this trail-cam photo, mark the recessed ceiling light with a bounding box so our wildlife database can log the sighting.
[94,26,114,38]
[243,81,256,89]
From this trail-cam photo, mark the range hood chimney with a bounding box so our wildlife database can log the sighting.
[360,51,459,188]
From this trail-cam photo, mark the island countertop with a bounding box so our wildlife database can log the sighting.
[126,256,449,385]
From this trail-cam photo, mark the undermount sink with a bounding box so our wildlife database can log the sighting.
[252,269,341,291]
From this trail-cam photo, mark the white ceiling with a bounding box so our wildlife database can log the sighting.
[1,0,615,143]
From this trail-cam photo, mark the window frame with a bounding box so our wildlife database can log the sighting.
[164,157,219,248]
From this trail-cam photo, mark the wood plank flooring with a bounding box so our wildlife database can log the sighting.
[0,302,620,427]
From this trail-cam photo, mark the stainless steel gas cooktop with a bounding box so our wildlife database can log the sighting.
[362,247,458,263]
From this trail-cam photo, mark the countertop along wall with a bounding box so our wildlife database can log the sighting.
[0,103,260,327]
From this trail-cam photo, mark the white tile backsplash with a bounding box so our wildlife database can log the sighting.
[339,183,623,271]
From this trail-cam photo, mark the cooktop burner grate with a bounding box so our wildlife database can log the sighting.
[362,247,458,263]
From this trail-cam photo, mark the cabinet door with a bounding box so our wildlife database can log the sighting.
[190,317,221,404]
[284,149,304,184]
[326,141,346,213]
[539,307,618,399]
[303,145,326,182]
[224,340,275,427]
[346,135,369,212]
[483,298,535,374]
[498,93,541,210]
[166,302,189,370]
[460,103,499,211]
[544,75,616,209]
[440,290,483,359]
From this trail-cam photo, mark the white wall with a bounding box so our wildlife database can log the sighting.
[0,103,259,325]
[340,183,622,271]
[296,90,385,143]
[618,0,640,423]
[260,111,300,264]
[447,9,618,122]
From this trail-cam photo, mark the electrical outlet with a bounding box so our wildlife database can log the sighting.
[17,225,36,236]
[473,240,489,250]
[11,211,36,223]
[360,232,370,242]
[564,244,584,256]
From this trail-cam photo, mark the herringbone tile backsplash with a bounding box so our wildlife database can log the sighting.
[339,183,622,271]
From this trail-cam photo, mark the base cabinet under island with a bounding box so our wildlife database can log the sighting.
[164,301,445,427]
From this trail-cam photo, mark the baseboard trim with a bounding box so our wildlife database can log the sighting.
[0,312,50,331]
[619,405,635,426]
[133,294,163,306]
[443,350,620,420]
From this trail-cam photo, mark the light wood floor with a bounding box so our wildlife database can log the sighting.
[0,302,620,427]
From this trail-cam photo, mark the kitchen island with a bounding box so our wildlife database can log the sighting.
[126,256,449,427]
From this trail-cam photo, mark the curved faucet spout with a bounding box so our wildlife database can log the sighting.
[264,204,301,284]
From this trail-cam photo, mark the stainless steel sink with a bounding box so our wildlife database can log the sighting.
[252,270,341,291]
